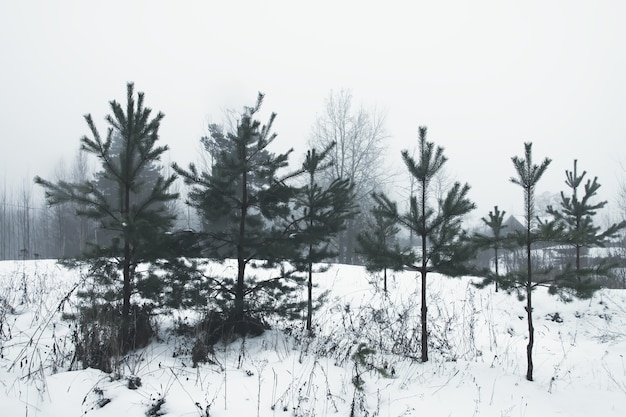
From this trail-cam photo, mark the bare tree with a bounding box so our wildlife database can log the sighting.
[0,180,34,260]
[40,150,94,258]
[49,158,70,258]
[71,149,92,253]
[309,89,390,263]
[0,179,9,259]
[17,178,34,259]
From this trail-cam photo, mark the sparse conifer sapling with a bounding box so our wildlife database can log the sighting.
[472,206,511,292]
[547,159,626,297]
[357,201,411,293]
[289,143,357,333]
[367,126,475,362]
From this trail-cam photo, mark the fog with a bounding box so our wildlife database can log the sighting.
[1,0,625,221]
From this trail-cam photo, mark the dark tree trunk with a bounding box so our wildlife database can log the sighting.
[525,225,534,381]
[420,268,428,362]
[122,242,132,347]
[420,178,429,362]
[122,179,132,349]
[306,261,313,333]
[494,246,499,293]
[234,168,248,324]
[235,253,245,323]
[526,286,534,381]
[383,267,387,293]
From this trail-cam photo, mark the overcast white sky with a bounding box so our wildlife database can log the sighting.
[1,0,625,222]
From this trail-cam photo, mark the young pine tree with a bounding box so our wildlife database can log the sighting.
[547,159,626,296]
[496,146,617,382]
[472,206,510,292]
[372,126,475,362]
[35,82,178,350]
[508,142,552,381]
[173,93,298,331]
[290,143,357,333]
[357,200,412,293]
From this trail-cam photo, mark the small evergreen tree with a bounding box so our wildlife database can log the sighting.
[472,206,510,292]
[357,200,411,293]
[173,93,298,332]
[308,90,390,265]
[35,82,178,351]
[290,143,357,333]
[490,146,620,382]
[507,142,552,381]
[371,126,475,362]
[547,159,626,295]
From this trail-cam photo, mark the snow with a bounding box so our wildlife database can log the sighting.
[1,259,626,416]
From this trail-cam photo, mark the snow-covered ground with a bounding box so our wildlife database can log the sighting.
[1,259,625,416]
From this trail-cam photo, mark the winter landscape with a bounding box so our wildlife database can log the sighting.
[1,259,625,417]
[2,3,626,416]
[1,77,625,417]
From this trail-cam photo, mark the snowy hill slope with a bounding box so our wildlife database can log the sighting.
[1,259,625,416]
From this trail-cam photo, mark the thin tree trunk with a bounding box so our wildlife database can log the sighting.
[307,260,313,333]
[235,253,245,322]
[574,161,581,280]
[494,246,499,292]
[420,268,428,362]
[122,176,132,348]
[420,179,428,362]
[122,241,132,343]
[525,223,534,381]
[383,267,387,293]
[575,243,582,289]
[235,170,248,324]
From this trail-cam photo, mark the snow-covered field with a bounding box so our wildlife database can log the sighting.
[1,259,625,416]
